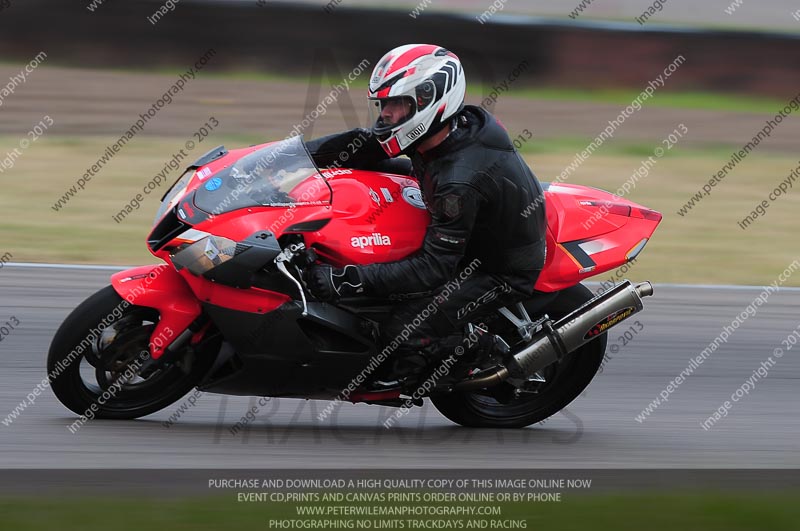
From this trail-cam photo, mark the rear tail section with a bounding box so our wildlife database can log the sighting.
[535,183,661,292]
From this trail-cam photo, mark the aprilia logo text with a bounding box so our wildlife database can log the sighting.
[351,233,392,248]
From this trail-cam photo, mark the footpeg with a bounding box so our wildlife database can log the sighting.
[465,323,509,357]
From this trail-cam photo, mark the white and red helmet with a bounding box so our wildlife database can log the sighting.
[368,44,466,157]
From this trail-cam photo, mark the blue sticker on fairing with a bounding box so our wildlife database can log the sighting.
[205,177,222,191]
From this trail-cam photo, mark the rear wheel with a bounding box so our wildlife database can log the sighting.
[48,285,216,420]
[431,283,606,428]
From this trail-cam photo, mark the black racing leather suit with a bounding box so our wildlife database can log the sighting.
[306,105,548,361]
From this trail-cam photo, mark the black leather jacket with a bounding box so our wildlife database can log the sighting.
[306,105,547,297]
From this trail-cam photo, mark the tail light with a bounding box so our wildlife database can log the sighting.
[579,200,631,217]
[580,201,662,222]
[634,207,662,221]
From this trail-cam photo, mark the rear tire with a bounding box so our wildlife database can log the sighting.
[48,285,216,420]
[431,283,606,429]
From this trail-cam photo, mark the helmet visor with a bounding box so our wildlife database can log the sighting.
[369,96,417,140]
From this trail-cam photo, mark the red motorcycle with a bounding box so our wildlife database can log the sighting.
[48,136,661,428]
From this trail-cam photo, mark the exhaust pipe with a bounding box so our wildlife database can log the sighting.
[452,281,653,391]
[506,280,653,379]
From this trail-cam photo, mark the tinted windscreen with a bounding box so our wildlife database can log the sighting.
[193,136,331,216]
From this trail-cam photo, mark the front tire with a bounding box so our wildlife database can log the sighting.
[431,283,606,429]
[48,285,216,420]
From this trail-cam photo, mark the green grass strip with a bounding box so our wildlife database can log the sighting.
[1,491,799,531]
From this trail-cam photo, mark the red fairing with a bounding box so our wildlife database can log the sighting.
[179,270,291,314]
[111,264,201,359]
[111,264,292,358]
[302,170,429,267]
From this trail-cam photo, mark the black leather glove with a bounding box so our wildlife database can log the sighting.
[305,264,365,301]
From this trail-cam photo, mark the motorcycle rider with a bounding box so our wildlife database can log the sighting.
[305,44,547,379]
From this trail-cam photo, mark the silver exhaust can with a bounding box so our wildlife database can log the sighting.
[507,280,653,378]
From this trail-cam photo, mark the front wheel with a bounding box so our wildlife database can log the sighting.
[48,285,216,420]
[431,283,606,429]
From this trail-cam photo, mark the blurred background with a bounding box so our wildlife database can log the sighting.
[1,0,799,285]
